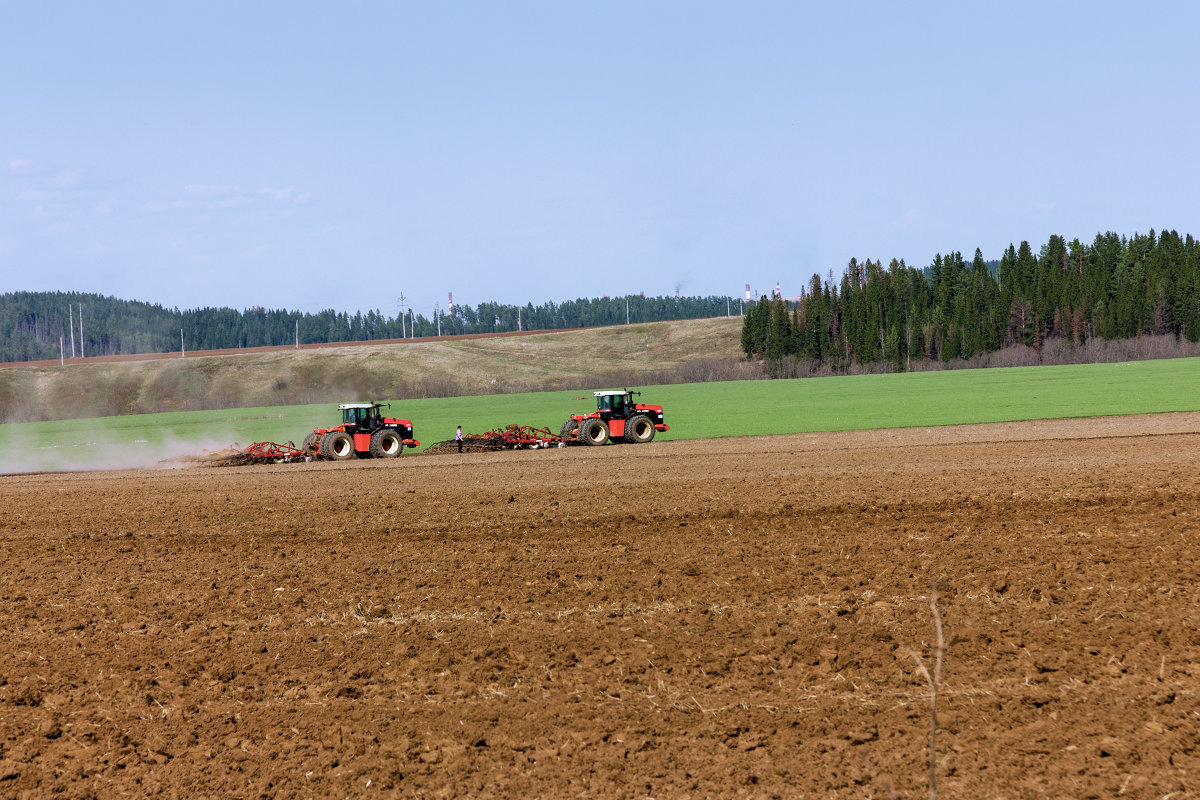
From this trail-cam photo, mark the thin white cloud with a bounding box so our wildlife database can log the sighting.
[150,185,254,213]
[145,196,253,213]
[885,208,930,232]
[148,183,312,213]
[259,186,311,203]
[183,184,243,197]
[11,162,109,219]
[210,196,254,210]
[8,159,39,175]
[47,169,86,187]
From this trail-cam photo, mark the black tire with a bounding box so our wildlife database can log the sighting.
[320,430,355,460]
[301,432,318,453]
[579,418,609,446]
[623,414,655,444]
[370,429,403,458]
[560,418,579,443]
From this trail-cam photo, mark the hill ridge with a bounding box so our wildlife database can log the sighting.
[0,317,750,423]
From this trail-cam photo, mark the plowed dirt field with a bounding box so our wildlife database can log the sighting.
[2,414,1199,799]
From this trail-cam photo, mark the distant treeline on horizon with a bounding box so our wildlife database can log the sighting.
[741,229,1200,372]
[0,291,737,363]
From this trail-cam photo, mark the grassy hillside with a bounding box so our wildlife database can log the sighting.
[0,318,751,424]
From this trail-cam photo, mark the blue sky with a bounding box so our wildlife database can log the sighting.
[2,1,1197,317]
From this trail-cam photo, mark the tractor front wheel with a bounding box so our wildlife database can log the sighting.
[320,430,355,460]
[370,429,403,458]
[301,432,318,453]
[623,414,655,444]
[560,418,579,443]
[579,418,609,446]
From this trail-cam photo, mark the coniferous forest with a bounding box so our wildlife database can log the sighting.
[4,229,1198,371]
[741,230,1200,373]
[0,292,734,363]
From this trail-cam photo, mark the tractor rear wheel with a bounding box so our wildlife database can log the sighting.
[560,418,579,443]
[623,414,655,444]
[370,429,403,458]
[320,430,355,460]
[579,418,609,446]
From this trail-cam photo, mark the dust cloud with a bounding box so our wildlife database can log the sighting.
[0,429,240,475]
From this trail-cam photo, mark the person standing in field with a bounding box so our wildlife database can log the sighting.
[456,425,463,453]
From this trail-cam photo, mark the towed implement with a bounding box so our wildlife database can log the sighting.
[237,440,308,462]
[560,389,669,446]
[425,424,561,454]
[476,424,561,449]
[302,402,420,460]
[207,440,309,466]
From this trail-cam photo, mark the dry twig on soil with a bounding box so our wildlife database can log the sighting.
[905,586,945,800]
[869,585,946,800]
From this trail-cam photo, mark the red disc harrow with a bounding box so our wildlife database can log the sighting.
[481,424,561,448]
[424,424,562,454]
[220,441,310,465]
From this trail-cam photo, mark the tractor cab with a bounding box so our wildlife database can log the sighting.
[339,402,384,433]
[594,389,638,421]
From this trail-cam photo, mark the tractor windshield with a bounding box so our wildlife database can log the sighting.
[343,407,371,425]
[596,394,628,415]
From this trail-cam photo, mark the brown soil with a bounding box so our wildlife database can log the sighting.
[2,414,1198,798]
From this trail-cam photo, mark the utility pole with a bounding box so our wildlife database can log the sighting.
[295,319,299,348]
[626,297,630,325]
[435,303,441,337]
[518,306,522,331]
[181,328,185,357]
[68,305,76,358]
[397,293,408,338]
[79,304,84,357]
[60,336,64,366]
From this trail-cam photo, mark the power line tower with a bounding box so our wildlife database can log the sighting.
[396,293,409,338]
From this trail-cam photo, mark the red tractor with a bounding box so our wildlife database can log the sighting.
[560,389,669,446]
[302,403,420,460]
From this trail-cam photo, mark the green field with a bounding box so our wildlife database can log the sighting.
[3,358,1198,472]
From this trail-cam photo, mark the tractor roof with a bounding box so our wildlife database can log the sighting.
[593,390,630,397]
[338,403,376,409]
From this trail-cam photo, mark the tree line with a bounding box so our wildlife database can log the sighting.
[0,291,736,363]
[741,229,1200,372]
